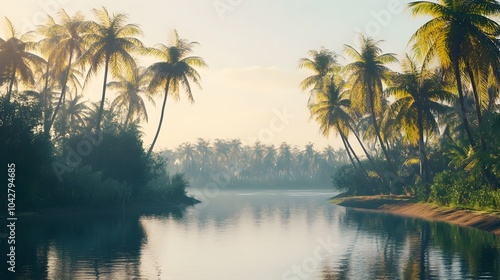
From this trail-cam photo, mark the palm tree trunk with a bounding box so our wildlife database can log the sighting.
[347,122,387,184]
[368,89,397,175]
[339,127,369,180]
[453,62,476,147]
[417,104,429,191]
[96,54,111,132]
[147,78,171,157]
[48,46,74,134]
[124,102,132,129]
[453,63,499,190]
[341,133,364,182]
[42,60,51,135]
[6,64,17,103]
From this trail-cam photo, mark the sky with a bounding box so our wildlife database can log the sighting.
[0,0,429,152]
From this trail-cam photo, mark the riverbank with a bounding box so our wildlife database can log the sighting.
[331,195,500,235]
[0,196,201,219]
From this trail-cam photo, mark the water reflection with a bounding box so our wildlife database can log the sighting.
[320,209,500,279]
[1,191,498,279]
[1,210,168,280]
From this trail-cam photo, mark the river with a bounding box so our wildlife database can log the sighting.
[2,189,499,279]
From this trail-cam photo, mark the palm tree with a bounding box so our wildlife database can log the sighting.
[0,17,45,103]
[59,92,89,137]
[80,7,144,132]
[145,29,207,156]
[343,35,398,174]
[298,48,340,100]
[35,15,61,133]
[107,65,152,128]
[45,10,88,134]
[386,55,454,186]
[308,75,370,183]
[277,142,294,180]
[408,0,500,189]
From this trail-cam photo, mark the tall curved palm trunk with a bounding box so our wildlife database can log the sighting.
[48,45,74,133]
[368,85,396,174]
[147,78,170,156]
[96,54,111,132]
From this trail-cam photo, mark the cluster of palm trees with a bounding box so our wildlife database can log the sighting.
[301,0,500,193]
[161,138,348,187]
[0,7,206,155]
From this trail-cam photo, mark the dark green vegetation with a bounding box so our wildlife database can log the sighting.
[0,8,204,211]
[300,0,500,210]
[160,139,349,189]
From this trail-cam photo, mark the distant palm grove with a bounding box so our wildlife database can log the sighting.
[160,139,348,189]
[300,0,500,210]
[1,1,500,211]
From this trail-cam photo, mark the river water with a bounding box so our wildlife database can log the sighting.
[2,189,499,279]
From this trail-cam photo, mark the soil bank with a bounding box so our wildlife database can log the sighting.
[332,195,500,235]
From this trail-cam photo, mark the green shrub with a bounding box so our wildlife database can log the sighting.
[429,170,499,210]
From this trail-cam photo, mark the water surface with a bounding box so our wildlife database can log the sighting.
[2,189,499,279]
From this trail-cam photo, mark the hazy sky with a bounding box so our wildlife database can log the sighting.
[1,0,429,152]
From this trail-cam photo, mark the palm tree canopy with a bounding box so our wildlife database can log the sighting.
[308,75,352,138]
[343,36,398,115]
[108,65,153,125]
[80,7,144,84]
[146,29,207,102]
[0,17,46,91]
[387,54,454,145]
[408,0,500,68]
[298,48,340,93]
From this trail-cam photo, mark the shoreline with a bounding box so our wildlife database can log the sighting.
[0,196,201,219]
[331,195,500,235]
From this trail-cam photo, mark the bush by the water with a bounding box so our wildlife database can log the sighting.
[429,170,500,211]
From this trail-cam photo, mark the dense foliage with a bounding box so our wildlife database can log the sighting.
[300,0,500,210]
[0,8,203,211]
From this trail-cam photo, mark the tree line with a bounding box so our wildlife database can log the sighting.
[0,7,205,209]
[300,0,500,210]
[0,7,206,154]
[160,139,348,189]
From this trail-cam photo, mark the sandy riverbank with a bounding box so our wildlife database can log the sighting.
[331,195,500,235]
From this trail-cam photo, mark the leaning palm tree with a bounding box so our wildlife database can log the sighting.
[343,35,398,174]
[79,7,144,132]
[107,65,153,128]
[0,17,45,103]
[145,29,207,156]
[45,10,88,134]
[386,55,454,186]
[408,0,500,189]
[308,74,370,183]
